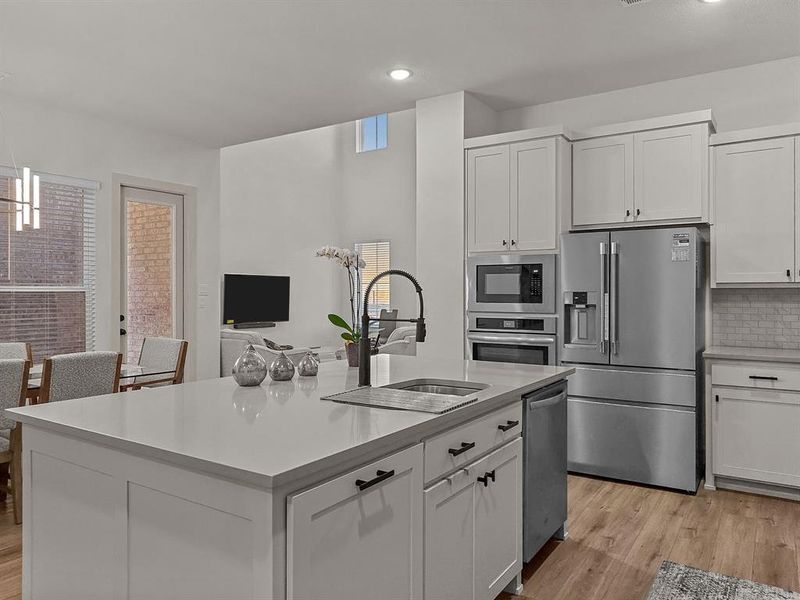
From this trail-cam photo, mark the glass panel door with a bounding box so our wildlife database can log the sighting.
[121,186,184,363]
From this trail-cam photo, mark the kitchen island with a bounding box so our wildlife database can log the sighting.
[7,354,572,600]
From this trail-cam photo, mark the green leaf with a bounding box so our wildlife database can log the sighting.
[341,332,355,342]
[328,313,354,333]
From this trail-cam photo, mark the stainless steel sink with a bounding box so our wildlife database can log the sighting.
[382,378,488,396]
[323,379,489,414]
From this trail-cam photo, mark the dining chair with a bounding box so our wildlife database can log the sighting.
[0,342,32,362]
[127,337,188,390]
[38,351,122,404]
[0,358,30,524]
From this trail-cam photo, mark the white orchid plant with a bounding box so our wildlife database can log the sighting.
[315,246,367,344]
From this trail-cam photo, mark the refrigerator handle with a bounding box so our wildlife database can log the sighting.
[599,242,608,354]
[610,241,619,355]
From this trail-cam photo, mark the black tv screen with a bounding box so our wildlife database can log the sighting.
[223,274,290,324]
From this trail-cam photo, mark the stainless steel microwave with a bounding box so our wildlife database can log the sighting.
[467,254,556,314]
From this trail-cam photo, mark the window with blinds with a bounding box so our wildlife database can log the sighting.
[0,167,97,363]
[355,241,390,318]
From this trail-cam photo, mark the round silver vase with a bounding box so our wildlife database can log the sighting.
[232,344,268,386]
[297,351,319,377]
[269,351,296,381]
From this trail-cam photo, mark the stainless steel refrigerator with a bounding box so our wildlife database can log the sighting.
[560,227,705,493]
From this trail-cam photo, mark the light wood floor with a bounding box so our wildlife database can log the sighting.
[0,475,797,599]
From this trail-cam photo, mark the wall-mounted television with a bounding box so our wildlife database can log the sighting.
[223,274,290,327]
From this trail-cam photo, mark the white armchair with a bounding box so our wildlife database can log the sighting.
[377,326,417,356]
[220,329,310,377]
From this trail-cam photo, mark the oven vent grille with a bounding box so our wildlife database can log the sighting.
[619,0,650,5]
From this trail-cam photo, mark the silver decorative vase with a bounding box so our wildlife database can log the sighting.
[297,351,319,377]
[268,351,295,381]
[232,344,268,386]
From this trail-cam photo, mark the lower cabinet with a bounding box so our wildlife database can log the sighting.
[712,386,800,488]
[424,437,523,600]
[286,444,423,600]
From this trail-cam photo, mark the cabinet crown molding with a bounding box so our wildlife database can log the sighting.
[710,123,800,146]
[464,125,575,148]
[571,109,716,141]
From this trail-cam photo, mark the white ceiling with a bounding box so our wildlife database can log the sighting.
[0,0,798,148]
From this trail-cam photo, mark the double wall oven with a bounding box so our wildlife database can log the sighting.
[467,255,557,366]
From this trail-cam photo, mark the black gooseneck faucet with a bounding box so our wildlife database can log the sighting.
[359,270,426,387]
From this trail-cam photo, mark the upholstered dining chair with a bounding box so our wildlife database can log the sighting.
[38,351,122,404]
[125,337,188,390]
[0,358,30,524]
[0,342,32,362]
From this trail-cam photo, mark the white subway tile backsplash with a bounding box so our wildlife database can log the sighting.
[712,289,800,349]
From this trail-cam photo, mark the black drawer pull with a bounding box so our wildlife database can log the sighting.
[477,469,496,487]
[498,419,519,432]
[749,375,778,381]
[448,442,475,457]
[355,469,395,491]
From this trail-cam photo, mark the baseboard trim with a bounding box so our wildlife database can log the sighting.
[713,475,800,501]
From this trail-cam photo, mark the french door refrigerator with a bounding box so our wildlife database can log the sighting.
[560,227,705,493]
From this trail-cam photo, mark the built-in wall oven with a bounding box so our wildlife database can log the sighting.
[468,254,556,314]
[467,314,557,366]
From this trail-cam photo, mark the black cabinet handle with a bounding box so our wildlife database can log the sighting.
[788,269,792,278]
[511,240,516,246]
[715,394,719,403]
[477,469,496,487]
[120,328,127,336]
[636,208,641,216]
[626,209,631,217]
[502,240,507,246]
[749,375,778,381]
[498,420,519,432]
[448,442,475,457]
[355,469,395,491]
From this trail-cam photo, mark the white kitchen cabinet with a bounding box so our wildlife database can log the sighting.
[712,386,800,488]
[467,145,511,253]
[287,444,423,600]
[713,137,796,284]
[511,139,557,251]
[466,136,565,254]
[634,125,704,222]
[473,438,523,600]
[423,437,522,600]
[572,134,634,227]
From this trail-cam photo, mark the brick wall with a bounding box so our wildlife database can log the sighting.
[712,288,800,350]
[126,201,173,363]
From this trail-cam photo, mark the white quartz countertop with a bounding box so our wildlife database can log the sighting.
[7,355,572,489]
[704,345,800,364]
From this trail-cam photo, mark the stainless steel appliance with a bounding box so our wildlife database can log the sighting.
[468,254,556,314]
[523,380,567,562]
[467,313,557,366]
[560,227,706,493]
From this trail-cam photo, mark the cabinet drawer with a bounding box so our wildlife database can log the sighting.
[712,363,800,392]
[424,403,522,485]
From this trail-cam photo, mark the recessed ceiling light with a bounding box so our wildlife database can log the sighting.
[699,0,722,3]
[388,68,412,81]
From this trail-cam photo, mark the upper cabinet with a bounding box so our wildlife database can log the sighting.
[712,129,800,286]
[571,112,713,230]
[466,131,570,254]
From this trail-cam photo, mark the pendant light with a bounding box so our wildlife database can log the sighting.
[12,166,40,231]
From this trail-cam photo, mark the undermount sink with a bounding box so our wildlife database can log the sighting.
[381,379,488,396]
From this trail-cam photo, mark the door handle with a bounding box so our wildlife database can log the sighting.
[599,242,608,354]
[498,420,519,432]
[610,241,619,355]
[448,441,476,456]
[355,469,395,491]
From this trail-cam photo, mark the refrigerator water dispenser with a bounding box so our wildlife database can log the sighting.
[563,291,598,348]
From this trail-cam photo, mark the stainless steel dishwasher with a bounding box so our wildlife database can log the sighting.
[523,380,568,562]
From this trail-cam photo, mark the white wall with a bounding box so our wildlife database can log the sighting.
[415,92,466,360]
[498,57,800,134]
[0,93,221,380]
[220,109,416,350]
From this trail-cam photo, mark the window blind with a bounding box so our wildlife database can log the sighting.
[355,241,390,318]
[0,167,97,362]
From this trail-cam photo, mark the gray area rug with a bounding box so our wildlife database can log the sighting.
[646,561,800,600]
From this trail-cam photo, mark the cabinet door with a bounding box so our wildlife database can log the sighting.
[714,137,795,284]
[424,469,475,600]
[572,135,634,227]
[467,145,510,253]
[287,444,423,600]
[474,438,523,600]
[713,386,800,488]
[510,139,557,251]
[634,124,704,222]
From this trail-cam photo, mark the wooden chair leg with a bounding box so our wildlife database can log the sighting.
[0,463,8,502]
[11,431,22,525]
